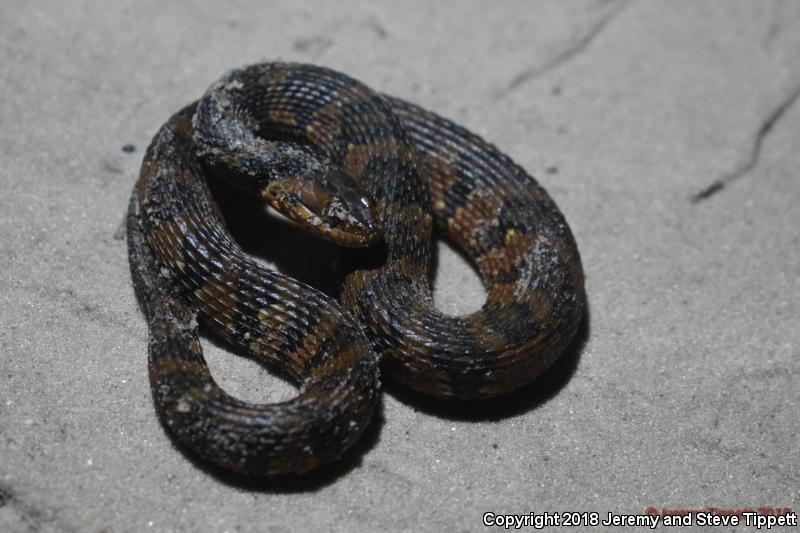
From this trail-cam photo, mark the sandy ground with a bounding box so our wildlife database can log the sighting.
[1,1,798,531]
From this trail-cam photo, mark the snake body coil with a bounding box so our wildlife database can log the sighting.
[127,63,585,476]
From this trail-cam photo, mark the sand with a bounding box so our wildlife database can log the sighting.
[1,1,798,531]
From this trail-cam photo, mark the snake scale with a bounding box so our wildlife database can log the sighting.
[127,62,585,476]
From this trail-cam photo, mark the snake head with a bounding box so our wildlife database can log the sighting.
[262,168,382,247]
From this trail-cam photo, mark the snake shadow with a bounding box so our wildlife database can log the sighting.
[206,171,374,298]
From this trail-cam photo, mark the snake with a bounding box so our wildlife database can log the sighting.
[127,62,585,476]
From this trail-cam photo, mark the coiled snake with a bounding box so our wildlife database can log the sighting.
[127,63,585,476]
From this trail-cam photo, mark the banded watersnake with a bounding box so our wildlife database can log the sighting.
[127,62,585,475]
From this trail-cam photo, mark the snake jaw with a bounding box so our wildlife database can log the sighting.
[262,176,383,247]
